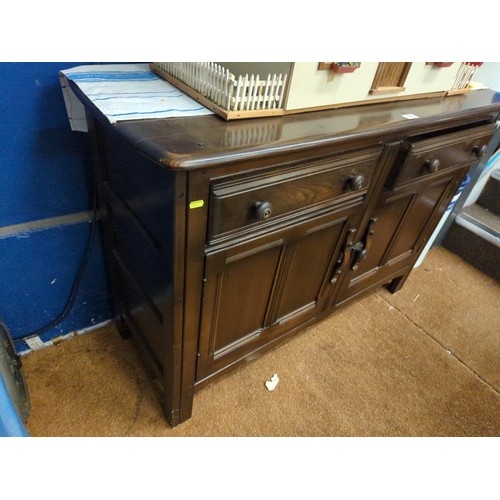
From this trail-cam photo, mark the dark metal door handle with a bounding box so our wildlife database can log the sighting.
[351,217,377,271]
[330,228,356,283]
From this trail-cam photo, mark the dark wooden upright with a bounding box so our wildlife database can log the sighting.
[72,81,500,427]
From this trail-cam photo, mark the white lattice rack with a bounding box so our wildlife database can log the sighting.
[447,63,482,96]
[150,62,288,120]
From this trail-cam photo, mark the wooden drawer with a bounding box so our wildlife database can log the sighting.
[388,123,495,188]
[208,146,383,242]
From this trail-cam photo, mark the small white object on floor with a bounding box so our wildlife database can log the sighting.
[265,374,279,391]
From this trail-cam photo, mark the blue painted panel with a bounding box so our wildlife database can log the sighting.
[0,62,98,226]
[0,221,113,350]
[0,375,29,437]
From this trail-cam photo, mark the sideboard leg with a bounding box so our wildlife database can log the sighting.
[160,386,194,428]
[162,400,181,428]
[386,273,408,294]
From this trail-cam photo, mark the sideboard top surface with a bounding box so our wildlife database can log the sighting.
[73,80,500,170]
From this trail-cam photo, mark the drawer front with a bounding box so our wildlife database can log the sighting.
[208,146,383,242]
[389,123,495,188]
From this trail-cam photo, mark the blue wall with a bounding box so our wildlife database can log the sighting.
[0,63,113,352]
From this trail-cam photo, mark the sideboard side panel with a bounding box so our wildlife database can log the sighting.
[91,119,186,426]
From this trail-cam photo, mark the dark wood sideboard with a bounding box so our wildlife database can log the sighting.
[70,81,500,427]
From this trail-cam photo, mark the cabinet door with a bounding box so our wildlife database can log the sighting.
[196,206,358,382]
[334,167,468,306]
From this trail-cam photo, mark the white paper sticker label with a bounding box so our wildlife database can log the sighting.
[25,336,46,350]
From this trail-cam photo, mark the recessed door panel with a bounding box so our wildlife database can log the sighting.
[275,220,344,322]
[385,179,451,263]
[213,244,282,353]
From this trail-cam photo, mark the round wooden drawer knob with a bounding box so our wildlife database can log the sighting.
[425,158,441,173]
[347,175,365,191]
[254,201,273,220]
[473,144,487,158]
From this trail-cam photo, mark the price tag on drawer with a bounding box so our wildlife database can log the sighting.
[189,200,205,209]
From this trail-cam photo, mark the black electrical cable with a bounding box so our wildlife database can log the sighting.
[20,186,98,342]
